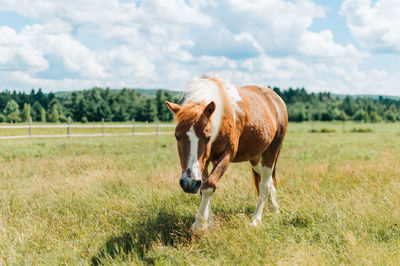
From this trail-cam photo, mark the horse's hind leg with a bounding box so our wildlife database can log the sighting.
[251,166,261,195]
[250,139,283,226]
[267,165,279,213]
[250,162,277,226]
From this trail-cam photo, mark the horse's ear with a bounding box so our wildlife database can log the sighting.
[165,101,181,114]
[203,101,216,118]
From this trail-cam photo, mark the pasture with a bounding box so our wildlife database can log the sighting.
[0,122,399,264]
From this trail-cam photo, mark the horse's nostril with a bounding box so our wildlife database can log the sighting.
[179,179,184,188]
[194,180,201,191]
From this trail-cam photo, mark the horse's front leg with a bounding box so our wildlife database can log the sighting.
[191,153,231,234]
[202,160,210,178]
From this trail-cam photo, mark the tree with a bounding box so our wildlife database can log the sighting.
[369,111,381,123]
[333,108,347,121]
[385,111,397,122]
[320,108,334,121]
[3,100,21,122]
[385,104,398,122]
[341,96,356,116]
[96,100,112,122]
[21,103,31,122]
[110,101,128,122]
[288,103,307,122]
[113,105,129,122]
[78,99,89,122]
[136,98,157,122]
[156,90,173,121]
[40,108,46,122]
[31,101,43,121]
[33,88,49,109]
[59,114,68,123]
[353,109,367,121]
[47,104,59,122]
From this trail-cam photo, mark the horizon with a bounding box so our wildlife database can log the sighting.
[1,0,399,96]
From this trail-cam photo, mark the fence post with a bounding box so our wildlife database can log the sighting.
[101,118,105,136]
[132,118,135,136]
[67,116,71,137]
[29,117,32,137]
[156,119,159,136]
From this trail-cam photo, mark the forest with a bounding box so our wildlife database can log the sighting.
[0,86,399,123]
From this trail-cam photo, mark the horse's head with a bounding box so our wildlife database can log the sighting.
[165,100,215,194]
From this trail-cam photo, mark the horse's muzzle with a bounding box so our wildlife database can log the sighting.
[179,177,201,194]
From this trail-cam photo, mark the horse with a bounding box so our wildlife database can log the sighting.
[165,74,288,233]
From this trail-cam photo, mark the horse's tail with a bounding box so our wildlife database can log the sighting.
[251,167,261,196]
[272,147,281,188]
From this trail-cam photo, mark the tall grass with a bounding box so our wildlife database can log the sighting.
[0,122,399,264]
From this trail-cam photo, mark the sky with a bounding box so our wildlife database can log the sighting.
[0,0,399,95]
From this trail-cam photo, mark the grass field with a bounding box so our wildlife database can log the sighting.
[0,122,399,264]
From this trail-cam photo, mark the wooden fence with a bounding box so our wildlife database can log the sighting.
[0,117,175,140]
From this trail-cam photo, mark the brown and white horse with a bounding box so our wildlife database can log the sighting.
[165,74,288,233]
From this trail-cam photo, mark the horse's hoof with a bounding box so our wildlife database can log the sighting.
[191,213,214,234]
[191,220,213,234]
[191,224,211,235]
[250,219,262,227]
[270,209,280,214]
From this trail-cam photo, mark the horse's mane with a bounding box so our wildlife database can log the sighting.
[182,73,242,142]
[183,73,242,114]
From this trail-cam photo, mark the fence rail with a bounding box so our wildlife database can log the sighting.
[0,124,176,129]
[0,118,175,140]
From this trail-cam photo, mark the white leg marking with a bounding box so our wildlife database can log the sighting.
[192,188,214,233]
[186,127,202,181]
[267,173,279,214]
[251,162,279,227]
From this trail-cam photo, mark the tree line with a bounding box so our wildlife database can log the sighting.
[272,87,400,122]
[0,88,175,123]
[0,86,399,123]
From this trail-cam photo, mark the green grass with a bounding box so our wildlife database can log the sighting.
[350,127,373,133]
[309,128,336,133]
[0,122,399,264]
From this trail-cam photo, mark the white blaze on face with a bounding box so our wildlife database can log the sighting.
[186,126,202,181]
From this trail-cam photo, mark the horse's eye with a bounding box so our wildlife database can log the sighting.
[205,137,211,144]
[175,135,180,141]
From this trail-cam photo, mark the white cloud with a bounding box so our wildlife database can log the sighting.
[104,46,155,79]
[190,0,325,55]
[0,26,49,73]
[0,70,100,91]
[341,0,400,52]
[241,55,314,81]
[312,64,400,96]
[0,23,106,78]
[191,29,262,59]
[297,30,368,63]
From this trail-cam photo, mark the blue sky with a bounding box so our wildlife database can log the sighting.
[0,0,399,95]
